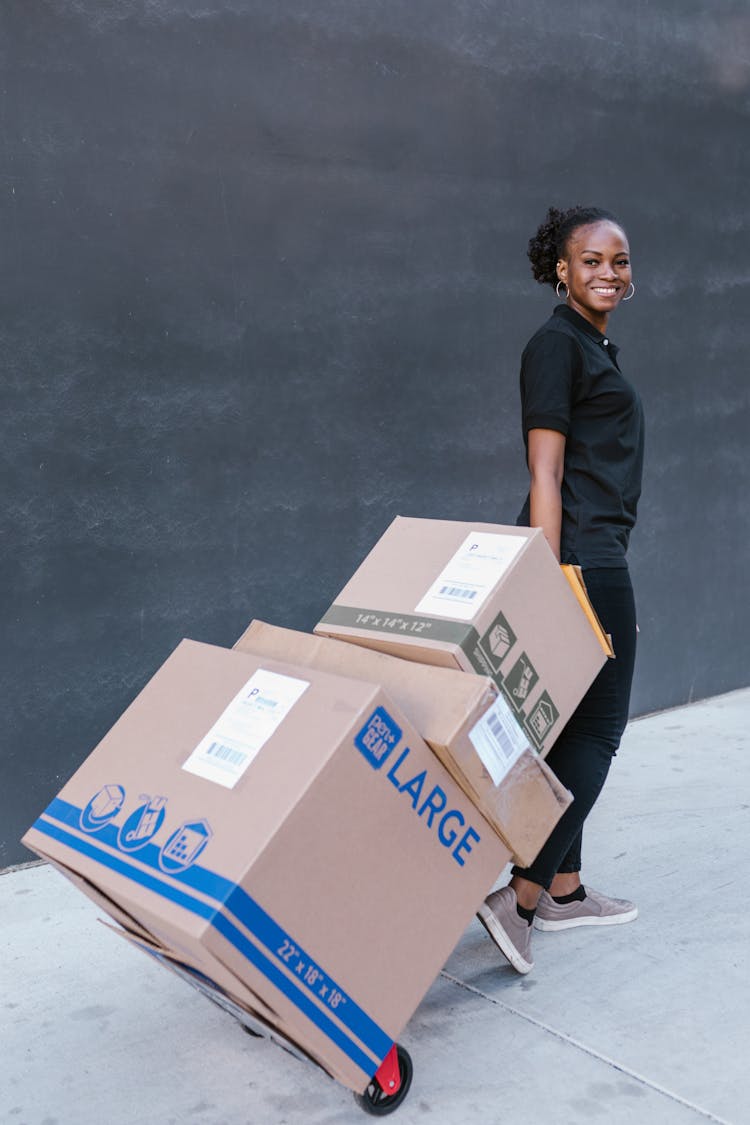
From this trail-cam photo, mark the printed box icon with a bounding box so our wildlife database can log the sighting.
[132,797,166,839]
[476,612,518,675]
[488,620,514,661]
[527,693,560,746]
[160,819,213,871]
[505,654,539,711]
[89,785,124,820]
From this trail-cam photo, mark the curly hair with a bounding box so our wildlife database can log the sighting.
[528,206,624,288]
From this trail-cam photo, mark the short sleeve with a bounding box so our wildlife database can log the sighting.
[519,329,580,439]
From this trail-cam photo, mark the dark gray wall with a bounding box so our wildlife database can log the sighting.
[3,1,749,867]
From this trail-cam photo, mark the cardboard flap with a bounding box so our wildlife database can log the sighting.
[560,565,615,658]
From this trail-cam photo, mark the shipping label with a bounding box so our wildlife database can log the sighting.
[468,695,531,786]
[415,532,525,621]
[183,669,310,789]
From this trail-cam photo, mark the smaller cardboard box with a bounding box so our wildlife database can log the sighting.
[315,517,613,759]
[23,640,511,1095]
[234,620,572,866]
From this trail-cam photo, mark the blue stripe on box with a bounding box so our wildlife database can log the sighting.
[221,883,392,1059]
[46,798,235,901]
[33,815,215,920]
[34,802,390,1071]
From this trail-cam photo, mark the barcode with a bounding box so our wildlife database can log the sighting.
[486,713,515,762]
[439,585,477,600]
[205,741,248,767]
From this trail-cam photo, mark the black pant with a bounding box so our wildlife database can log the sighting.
[511,567,637,889]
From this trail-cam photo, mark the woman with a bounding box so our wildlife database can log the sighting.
[478,205,645,974]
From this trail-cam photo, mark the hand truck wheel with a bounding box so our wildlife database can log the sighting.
[354,1044,413,1115]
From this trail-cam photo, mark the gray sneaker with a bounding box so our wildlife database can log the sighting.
[477,886,534,974]
[534,887,638,931]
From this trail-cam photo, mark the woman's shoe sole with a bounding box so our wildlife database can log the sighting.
[477,904,533,973]
[534,906,638,931]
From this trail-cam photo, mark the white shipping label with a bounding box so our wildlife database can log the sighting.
[468,694,532,787]
[183,669,310,789]
[414,532,526,621]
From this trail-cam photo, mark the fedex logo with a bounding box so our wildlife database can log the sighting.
[354,708,481,869]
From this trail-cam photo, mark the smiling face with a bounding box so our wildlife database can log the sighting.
[556,221,632,331]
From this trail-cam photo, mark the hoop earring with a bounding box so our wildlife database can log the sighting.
[622,282,636,301]
[555,280,569,299]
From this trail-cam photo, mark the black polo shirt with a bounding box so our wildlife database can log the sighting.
[516,304,645,568]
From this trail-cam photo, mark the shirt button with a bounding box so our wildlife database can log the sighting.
[603,338,609,346]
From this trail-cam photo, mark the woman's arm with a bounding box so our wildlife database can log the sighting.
[527,427,566,562]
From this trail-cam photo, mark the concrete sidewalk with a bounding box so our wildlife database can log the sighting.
[3,687,749,1125]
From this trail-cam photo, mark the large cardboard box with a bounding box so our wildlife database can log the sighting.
[234,620,572,866]
[23,640,511,1094]
[315,517,613,759]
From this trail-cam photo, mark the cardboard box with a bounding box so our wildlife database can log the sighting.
[234,620,572,866]
[23,639,511,1094]
[315,517,613,759]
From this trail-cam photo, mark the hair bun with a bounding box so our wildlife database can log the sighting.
[527,205,622,288]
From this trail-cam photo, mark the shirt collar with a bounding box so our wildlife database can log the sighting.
[553,303,618,354]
